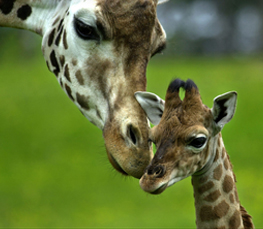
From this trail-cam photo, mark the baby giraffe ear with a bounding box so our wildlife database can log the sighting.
[135,92,165,125]
[211,91,237,133]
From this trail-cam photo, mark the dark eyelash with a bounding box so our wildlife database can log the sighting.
[188,137,207,148]
[74,17,100,41]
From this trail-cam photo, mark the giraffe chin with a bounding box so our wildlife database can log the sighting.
[103,116,153,179]
[105,148,152,179]
[139,178,168,195]
[149,183,168,195]
[139,174,187,195]
[107,152,128,176]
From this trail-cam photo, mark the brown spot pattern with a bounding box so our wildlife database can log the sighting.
[199,176,208,184]
[76,70,84,85]
[217,136,221,148]
[200,200,230,221]
[0,0,15,15]
[229,194,235,203]
[96,107,103,121]
[48,28,56,47]
[57,18,64,32]
[86,57,112,99]
[64,64,71,82]
[55,25,64,46]
[198,181,214,194]
[65,84,74,101]
[52,16,60,26]
[204,190,221,202]
[221,147,226,159]
[59,55,65,68]
[222,175,234,193]
[76,93,90,110]
[17,4,32,20]
[59,78,63,88]
[72,59,77,66]
[50,50,60,76]
[213,148,220,162]
[63,30,68,49]
[213,164,223,181]
[224,158,229,170]
[229,210,241,228]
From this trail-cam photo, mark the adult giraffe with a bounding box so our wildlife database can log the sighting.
[0,0,168,178]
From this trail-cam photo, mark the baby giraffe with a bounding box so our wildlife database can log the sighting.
[135,79,254,229]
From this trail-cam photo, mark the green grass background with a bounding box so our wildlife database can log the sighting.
[0,37,262,228]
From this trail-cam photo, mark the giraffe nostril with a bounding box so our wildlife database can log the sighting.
[128,124,139,146]
[147,165,165,178]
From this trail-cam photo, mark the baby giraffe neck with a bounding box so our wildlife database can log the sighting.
[191,134,253,229]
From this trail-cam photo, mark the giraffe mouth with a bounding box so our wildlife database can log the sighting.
[140,175,186,195]
[107,153,128,176]
[150,183,168,195]
[167,176,186,187]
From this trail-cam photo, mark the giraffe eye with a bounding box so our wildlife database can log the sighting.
[189,136,207,149]
[187,134,207,153]
[74,17,99,41]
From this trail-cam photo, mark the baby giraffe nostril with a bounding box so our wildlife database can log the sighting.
[155,166,163,176]
[155,165,165,178]
[147,165,165,178]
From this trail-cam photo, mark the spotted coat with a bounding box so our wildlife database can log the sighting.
[0,0,167,178]
[136,79,254,228]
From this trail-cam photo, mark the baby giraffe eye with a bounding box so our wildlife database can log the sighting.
[188,135,207,149]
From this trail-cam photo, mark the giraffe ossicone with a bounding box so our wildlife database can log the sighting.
[0,0,169,178]
[135,79,254,229]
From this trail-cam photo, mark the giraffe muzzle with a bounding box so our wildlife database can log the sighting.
[147,165,166,178]
[103,119,153,179]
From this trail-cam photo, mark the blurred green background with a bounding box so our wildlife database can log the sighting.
[1,0,263,227]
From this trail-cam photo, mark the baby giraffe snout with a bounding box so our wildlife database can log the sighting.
[146,165,166,178]
[139,164,168,194]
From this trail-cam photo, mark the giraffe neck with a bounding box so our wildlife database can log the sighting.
[0,0,64,35]
[191,134,253,229]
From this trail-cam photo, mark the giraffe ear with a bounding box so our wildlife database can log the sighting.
[135,92,165,125]
[211,91,237,132]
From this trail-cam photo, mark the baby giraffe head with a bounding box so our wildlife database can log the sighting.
[135,79,237,194]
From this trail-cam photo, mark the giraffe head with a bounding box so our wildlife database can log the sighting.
[135,79,237,192]
[41,0,168,178]
[0,0,168,178]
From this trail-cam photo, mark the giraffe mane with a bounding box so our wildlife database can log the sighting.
[240,205,254,229]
